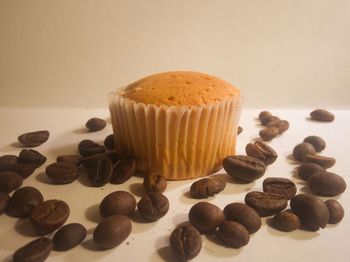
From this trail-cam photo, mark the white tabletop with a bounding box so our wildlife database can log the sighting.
[0,108,349,262]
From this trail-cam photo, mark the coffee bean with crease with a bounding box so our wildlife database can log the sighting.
[57,155,82,166]
[303,136,326,152]
[84,156,113,187]
[245,141,277,165]
[19,149,47,168]
[46,162,79,184]
[190,178,225,198]
[216,221,250,248]
[0,171,23,194]
[271,210,301,232]
[263,177,297,200]
[259,127,279,141]
[0,192,10,215]
[310,109,334,122]
[110,158,136,184]
[137,192,169,221]
[78,139,105,157]
[245,191,287,217]
[292,142,316,162]
[13,237,52,262]
[143,175,167,193]
[18,130,50,147]
[304,154,335,169]
[297,163,325,180]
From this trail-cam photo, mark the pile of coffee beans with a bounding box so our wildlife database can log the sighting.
[258,111,290,141]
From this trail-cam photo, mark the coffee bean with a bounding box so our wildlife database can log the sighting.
[263,177,297,200]
[258,111,272,122]
[13,237,52,262]
[259,127,279,141]
[190,178,226,198]
[237,126,243,135]
[56,155,82,166]
[46,162,79,184]
[273,120,290,134]
[216,221,250,248]
[308,172,346,196]
[0,155,18,168]
[223,155,266,183]
[245,191,287,217]
[271,210,301,232]
[19,149,47,168]
[304,154,336,169]
[86,156,113,187]
[170,224,202,260]
[100,191,136,218]
[85,117,107,131]
[223,203,261,234]
[261,115,280,126]
[188,202,224,233]
[0,192,10,215]
[0,162,36,179]
[110,158,136,184]
[137,192,169,221]
[324,199,344,224]
[53,223,87,251]
[104,134,115,150]
[292,142,316,162]
[310,109,334,122]
[303,136,326,152]
[31,199,70,235]
[0,171,23,194]
[8,186,44,217]
[78,139,105,157]
[143,175,167,194]
[18,130,50,147]
[93,215,131,249]
[245,141,277,165]
[290,194,329,231]
[297,163,325,180]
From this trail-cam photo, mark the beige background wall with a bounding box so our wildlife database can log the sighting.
[0,0,349,108]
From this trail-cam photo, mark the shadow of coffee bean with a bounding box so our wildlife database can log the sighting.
[81,239,104,252]
[35,171,52,185]
[286,154,300,165]
[85,204,102,223]
[155,246,180,262]
[10,141,25,148]
[73,127,89,134]
[129,183,145,198]
[14,217,38,237]
[205,233,243,257]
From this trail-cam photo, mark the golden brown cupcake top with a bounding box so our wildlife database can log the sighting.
[120,71,239,106]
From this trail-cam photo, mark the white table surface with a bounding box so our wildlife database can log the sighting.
[0,108,349,262]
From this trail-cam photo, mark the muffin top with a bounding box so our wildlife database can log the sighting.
[120,71,239,106]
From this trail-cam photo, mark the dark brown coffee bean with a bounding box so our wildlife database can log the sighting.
[304,154,336,169]
[303,136,326,152]
[245,191,287,217]
[86,156,113,187]
[223,203,261,234]
[170,224,202,260]
[53,223,87,251]
[0,171,23,194]
[78,139,105,157]
[245,141,277,165]
[310,109,334,122]
[0,192,10,215]
[292,142,316,162]
[290,194,329,231]
[31,199,70,235]
[13,237,52,262]
[110,158,136,184]
[93,215,131,249]
[324,199,344,224]
[308,172,346,196]
[19,149,47,168]
[216,221,249,248]
[263,177,297,200]
[258,111,272,122]
[137,192,169,221]
[297,163,325,180]
[0,162,36,179]
[223,155,266,183]
[56,155,82,166]
[104,134,115,150]
[188,202,224,233]
[261,115,280,126]
[0,154,18,168]
[85,117,107,131]
[237,126,243,135]
[266,120,289,134]
[271,210,301,232]
[259,127,279,141]
[46,162,79,184]
[8,186,44,217]
[143,174,167,193]
[190,178,225,198]
[100,191,136,218]
[18,130,50,147]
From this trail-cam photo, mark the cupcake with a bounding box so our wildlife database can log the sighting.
[109,71,241,180]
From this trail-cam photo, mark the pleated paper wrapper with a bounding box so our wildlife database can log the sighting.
[109,92,242,180]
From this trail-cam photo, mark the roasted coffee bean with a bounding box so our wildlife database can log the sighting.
[324,199,344,224]
[78,139,105,157]
[56,155,82,166]
[31,199,70,235]
[137,192,169,221]
[271,210,301,232]
[99,191,136,218]
[303,136,326,152]
[304,154,335,169]
[104,134,115,150]
[223,203,261,234]
[216,221,250,248]
[46,162,79,184]
[13,237,52,262]
[290,194,329,231]
[245,191,287,217]
[263,177,297,200]
[93,215,131,249]
[86,156,113,187]
[188,202,224,233]
[223,155,266,183]
[0,171,23,194]
[170,224,202,260]
[53,223,87,251]
[19,149,47,168]
[292,142,316,162]
[259,127,279,141]
[273,120,290,134]
[143,174,167,193]
[0,192,10,215]
[245,141,277,165]
[308,172,346,196]
[310,109,334,122]
[85,117,107,131]
[8,186,44,217]
[261,115,280,126]
[237,126,243,135]
[0,155,18,168]
[297,163,325,180]
[0,162,36,179]
[18,130,50,147]
[190,178,225,198]
[110,158,136,184]
[258,111,272,122]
